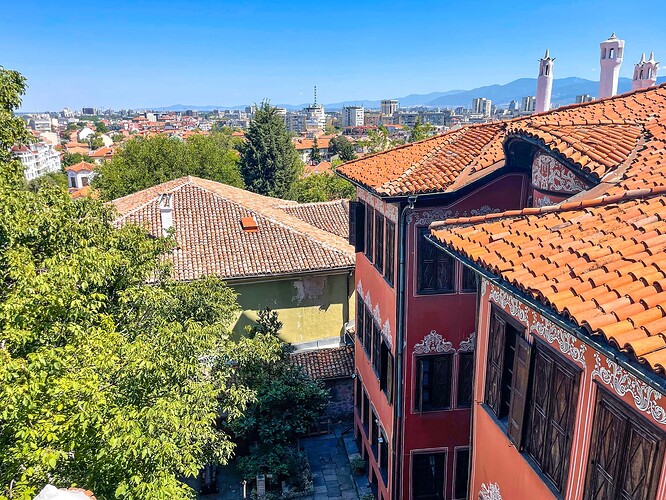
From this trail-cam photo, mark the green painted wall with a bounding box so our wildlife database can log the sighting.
[230,272,355,345]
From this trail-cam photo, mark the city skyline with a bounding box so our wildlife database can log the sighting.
[4,0,666,111]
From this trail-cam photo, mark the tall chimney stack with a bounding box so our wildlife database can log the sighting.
[536,49,554,112]
[158,193,173,236]
[599,33,624,99]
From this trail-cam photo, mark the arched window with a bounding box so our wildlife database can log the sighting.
[648,67,653,78]
[640,69,644,79]
[545,65,550,76]
[609,48,615,59]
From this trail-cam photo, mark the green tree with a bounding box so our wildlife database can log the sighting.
[0,69,255,499]
[112,133,124,143]
[95,121,109,134]
[62,152,92,167]
[93,133,243,200]
[287,173,356,202]
[87,133,104,150]
[408,118,435,143]
[328,135,357,162]
[27,171,68,192]
[359,125,392,153]
[239,101,302,198]
[309,136,321,164]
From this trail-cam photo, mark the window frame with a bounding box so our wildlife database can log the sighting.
[415,353,454,413]
[460,264,478,293]
[385,220,395,287]
[452,447,470,500]
[417,227,455,295]
[374,212,384,274]
[456,351,474,409]
[365,206,374,262]
[411,450,448,500]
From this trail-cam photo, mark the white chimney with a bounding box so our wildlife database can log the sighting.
[599,33,625,99]
[158,193,173,236]
[536,49,554,112]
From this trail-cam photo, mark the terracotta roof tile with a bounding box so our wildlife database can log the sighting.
[113,177,354,281]
[279,199,350,238]
[290,345,354,380]
[431,186,666,375]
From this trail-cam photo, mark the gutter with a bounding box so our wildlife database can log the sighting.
[425,235,666,394]
[221,266,354,286]
[392,195,417,499]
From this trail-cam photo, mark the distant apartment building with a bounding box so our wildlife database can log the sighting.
[472,97,492,117]
[304,104,326,131]
[575,93,594,104]
[521,95,536,113]
[381,99,399,116]
[12,142,61,181]
[81,107,96,115]
[342,106,365,127]
[508,100,518,112]
[27,117,52,132]
[421,110,452,127]
[285,112,307,133]
[395,111,420,128]
[364,111,382,126]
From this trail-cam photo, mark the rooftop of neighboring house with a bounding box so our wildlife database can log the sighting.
[303,161,333,177]
[429,90,666,376]
[337,84,666,198]
[89,146,114,158]
[279,198,349,238]
[293,136,332,150]
[290,345,354,380]
[113,176,354,281]
[65,161,96,173]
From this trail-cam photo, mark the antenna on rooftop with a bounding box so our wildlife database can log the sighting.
[314,85,317,106]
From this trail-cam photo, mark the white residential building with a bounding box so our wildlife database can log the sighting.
[341,106,364,127]
[521,96,536,113]
[381,99,399,116]
[472,97,492,117]
[12,142,61,181]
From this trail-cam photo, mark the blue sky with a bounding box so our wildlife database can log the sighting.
[3,0,665,111]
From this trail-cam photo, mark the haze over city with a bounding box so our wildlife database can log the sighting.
[4,0,666,111]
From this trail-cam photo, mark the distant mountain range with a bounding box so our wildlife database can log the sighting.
[146,76,666,112]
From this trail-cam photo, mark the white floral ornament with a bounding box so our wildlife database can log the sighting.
[479,482,502,500]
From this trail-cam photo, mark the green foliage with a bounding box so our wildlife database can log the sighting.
[87,133,104,150]
[0,69,254,498]
[27,171,68,192]
[287,173,355,203]
[359,125,392,153]
[328,135,357,162]
[93,131,243,200]
[112,133,124,143]
[236,445,309,487]
[239,101,302,198]
[408,118,435,143]
[0,67,30,164]
[308,137,321,164]
[62,152,92,167]
[95,121,109,134]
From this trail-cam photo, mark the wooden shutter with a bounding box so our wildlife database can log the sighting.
[365,206,374,260]
[619,421,664,500]
[418,228,436,293]
[363,305,372,355]
[457,352,474,408]
[417,358,425,414]
[433,355,452,409]
[356,297,364,348]
[385,221,395,285]
[375,213,384,272]
[526,349,553,466]
[386,352,394,404]
[349,201,365,252]
[380,340,388,392]
[507,335,532,448]
[485,312,507,416]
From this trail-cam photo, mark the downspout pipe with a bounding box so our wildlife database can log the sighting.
[392,195,417,499]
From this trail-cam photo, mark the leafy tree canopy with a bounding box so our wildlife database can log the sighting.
[239,101,302,198]
[408,118,435,143]
[62,152,93,168]
[308,136,321,164]
[328,135,357,162]
[93,131,244,200]
[287,172,355,203]
[359,125,392,154]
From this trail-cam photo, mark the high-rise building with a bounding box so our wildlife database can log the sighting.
[381,99,399,116]
[508,100,518,112]
[536,49,554,113]
[472,98,492,117]
[81,107,96,115]
[521,96,536,113]
[599,33,624,98]
[632,52,659,91]
[342,106,365,127]
[575,94,594,104]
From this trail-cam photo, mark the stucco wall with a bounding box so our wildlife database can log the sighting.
[230,272,354,344]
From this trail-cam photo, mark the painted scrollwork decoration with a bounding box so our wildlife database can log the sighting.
[479,482,502,500]
[592,353,666,425]
[458,332,476,352]
[413,330,454,355]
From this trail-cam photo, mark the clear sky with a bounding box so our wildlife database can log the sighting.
[3,0,666,111]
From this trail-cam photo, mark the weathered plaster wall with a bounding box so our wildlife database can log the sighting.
[230,272,354,344]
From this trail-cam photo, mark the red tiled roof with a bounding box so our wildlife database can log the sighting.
[66,161,95,173]
[90,147,114,158]
[280,199,349,238]
[290,345,354,380]
[337,84,666,197]
[113,177,354,281]
[303,161,333,177]
[431,186,666,375]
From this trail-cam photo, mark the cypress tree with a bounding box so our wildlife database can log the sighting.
[240,101,302,197]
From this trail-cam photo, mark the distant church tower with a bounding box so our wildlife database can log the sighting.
[632,52,659,91]
[536,49,554,112]
[599,33,624,98]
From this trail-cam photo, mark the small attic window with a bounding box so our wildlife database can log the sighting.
[241,216,258,232]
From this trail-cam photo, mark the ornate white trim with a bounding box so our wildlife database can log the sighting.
[406,206,500,225]
[385,203,399,223]
[479,482,502,500]
[470,205,498,217]
[459,332,476,352]
[356,280,363,296]
[382,320,392,349]
[531,316,586,367]
[592,353,666,425]
[488,285,586,367]
[414,330,454,355]
[532,152,587,193]
[355,279,393,344]
[372,304,381,324]
[481,278,488,297]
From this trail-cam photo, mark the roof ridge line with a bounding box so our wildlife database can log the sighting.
[113,177,193,220]
[430,185,666,229]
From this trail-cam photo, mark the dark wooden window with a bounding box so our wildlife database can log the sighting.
[379,427,389,483]
[412,452,446,500]
[371,408,379,456]
[584,389,664,500]
[349,201,365,252]
[356,297,365,350]
[355,376,362,415]
[375,213,384,273]
[380,341,393,404]
[372,321,381,376]
[417,228,454,294]
[365,206,374,261]
[507,335,531,448]
[363,304,372,357]
[457,352,474,408]
[461,266,478,292]
[453,448,470,500]
[525,345,579,493]
[362,389,370,435]
[385,221,395,286]
[416,355,453,412]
